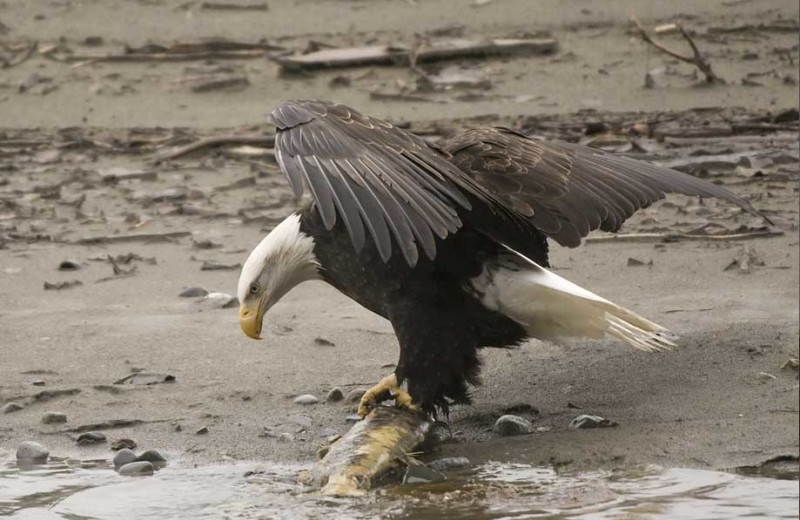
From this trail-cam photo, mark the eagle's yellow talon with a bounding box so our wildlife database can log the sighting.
[357,374,417,418]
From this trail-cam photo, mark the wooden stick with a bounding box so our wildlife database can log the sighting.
[67,231,192,245]
[45,49,269,64]
[153,134,275,163]
[631,17,721,84]
[585,230,783,244]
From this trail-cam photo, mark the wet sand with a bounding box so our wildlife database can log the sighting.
[1,0,798,475]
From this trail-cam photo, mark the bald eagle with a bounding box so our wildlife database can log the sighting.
[238,99,767,416]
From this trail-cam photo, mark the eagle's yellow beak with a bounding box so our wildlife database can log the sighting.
[239,298,265,340]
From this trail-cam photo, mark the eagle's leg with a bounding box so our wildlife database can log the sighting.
[357,373,419,418]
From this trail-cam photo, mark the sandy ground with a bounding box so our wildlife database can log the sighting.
[1,0,798,474]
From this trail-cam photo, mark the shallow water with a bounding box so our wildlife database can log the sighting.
[0,458,797,520]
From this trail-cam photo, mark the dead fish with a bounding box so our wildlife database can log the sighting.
[302,406,431,496]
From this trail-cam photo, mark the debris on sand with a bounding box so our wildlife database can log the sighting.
[3,402,24,414]
[277,37,558,73]
[44,280,82,290]
[631,18,721,84]
[627,257,653,267]
[569,414,618,429]
[111,438,137,451]
[200,260,241,271]
[114,372,176,385]
[781,357,799,371]
[303,406,432,496]
[198,292,238,309]
[723,245,763,273]
[179,286,209,298]
[76,431,107,446]
[201,1,269,10]
[41,411,67,424]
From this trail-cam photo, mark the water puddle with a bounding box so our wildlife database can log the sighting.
[0,458,797,519]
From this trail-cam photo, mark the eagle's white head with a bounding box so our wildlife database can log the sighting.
[237,213,320,339]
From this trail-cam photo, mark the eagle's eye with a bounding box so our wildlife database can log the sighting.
[249,283,260,295]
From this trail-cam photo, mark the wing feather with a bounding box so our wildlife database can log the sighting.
[268,99,526,266]
[444,128,770,246]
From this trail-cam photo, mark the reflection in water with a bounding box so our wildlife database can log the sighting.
[0,458,797,520]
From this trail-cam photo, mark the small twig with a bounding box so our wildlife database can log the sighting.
[2,42,37,69]
[153,134,275,163]
[632,17,721,84]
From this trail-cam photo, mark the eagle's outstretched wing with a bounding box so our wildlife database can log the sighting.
[269,99,525,266]
[443,127,769,247]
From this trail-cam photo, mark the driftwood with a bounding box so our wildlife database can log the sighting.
[153,134,275,163]
[277,38,558,72]
[632,17,721,84]
[585,230,783,244]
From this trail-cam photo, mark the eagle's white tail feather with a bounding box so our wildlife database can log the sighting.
[472,246,677,351]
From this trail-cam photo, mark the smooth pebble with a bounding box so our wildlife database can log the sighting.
[326,387,344,402]
[16,441,49,461]
[293,394,318,405]
[492,415,532,436]
[137,449,167,464]
[118,461,154,477]
[113,448,138,470]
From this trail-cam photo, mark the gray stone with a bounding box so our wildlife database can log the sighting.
[3,402,23,414]
[428,457,471,472]
[41,412,67,424]
[31,380,45,386]
[196,426,209,435]
[293,394,318,405]
[403,464,446,484]
[492,415,532,436]
[568,414,618,430]
[277,433,294,443]
[118,461,154,477]
[113,448,138,470]
[16,441,49,461]
[137,449,167,465]
[345,389,365,403]
[326,387,344,402]
[77,431,107,446]
[345,414,361,423]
